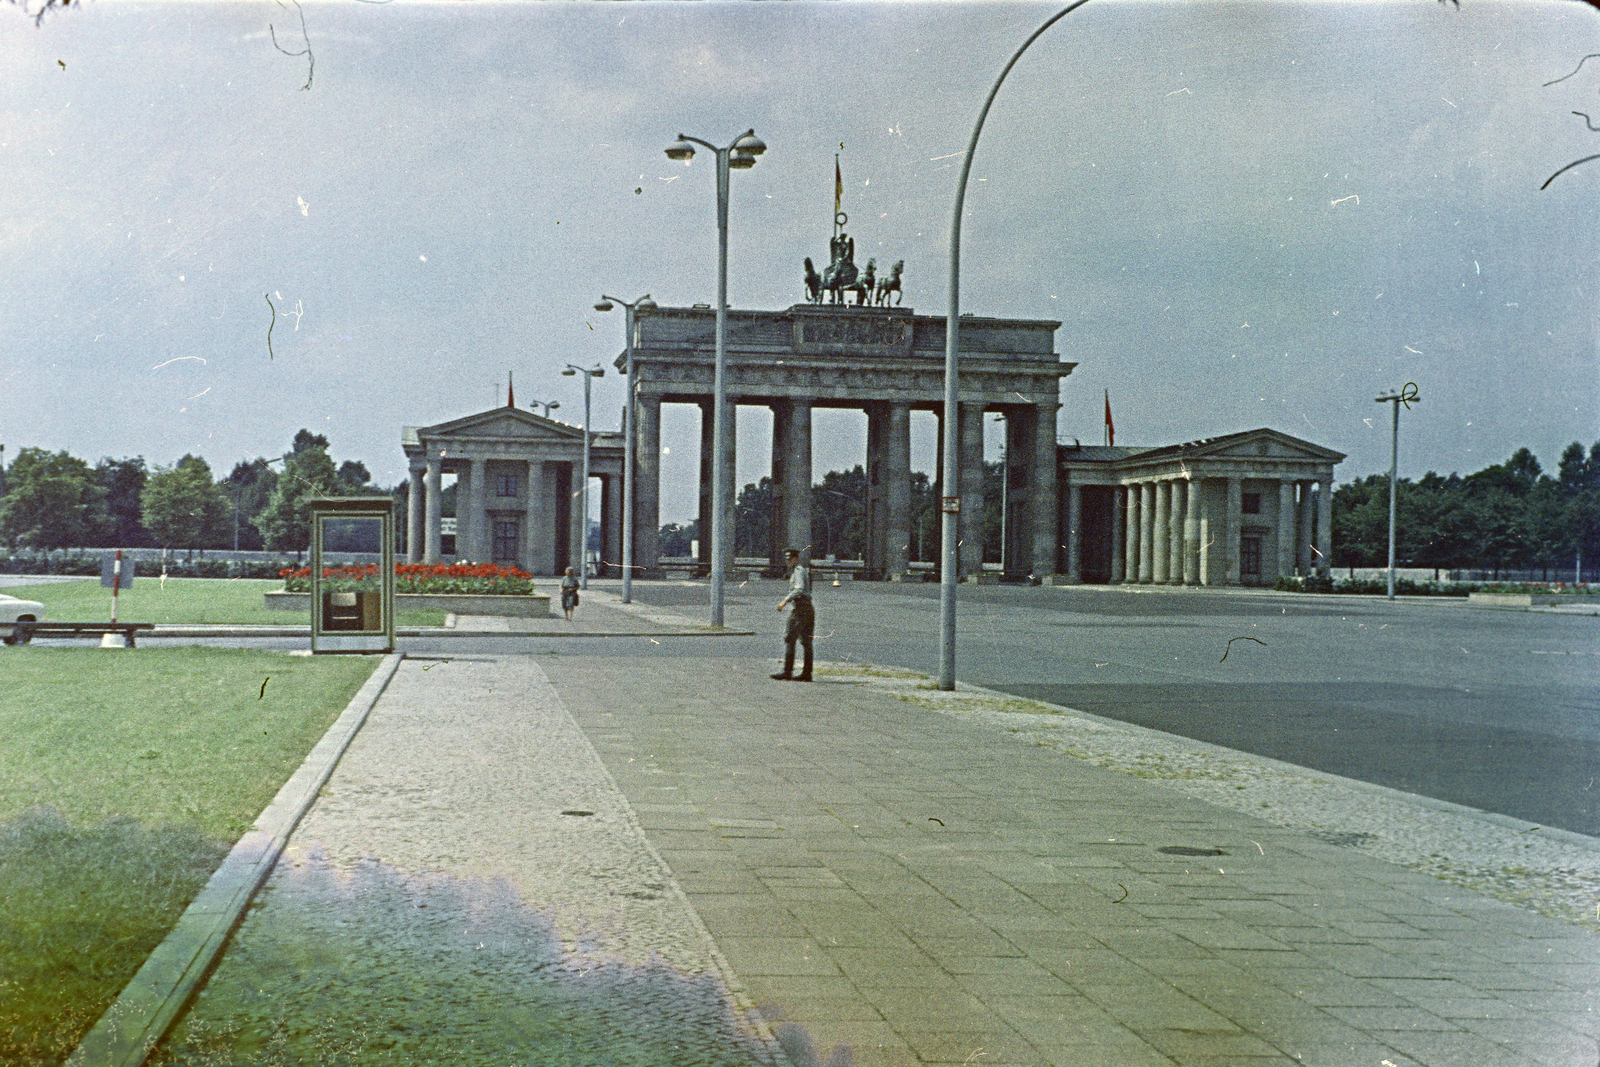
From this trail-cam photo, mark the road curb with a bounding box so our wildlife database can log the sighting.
[64,652,405,1067]
[140,625,755,639]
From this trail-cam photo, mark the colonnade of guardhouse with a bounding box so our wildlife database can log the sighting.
[400,304,1342,585]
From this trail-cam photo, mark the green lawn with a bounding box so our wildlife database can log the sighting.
[4,578,445,627]
[0,648,379,1065]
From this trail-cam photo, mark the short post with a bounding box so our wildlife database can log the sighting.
[99,549,135,647]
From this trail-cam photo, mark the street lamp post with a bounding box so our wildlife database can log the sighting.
[664,128,766,628]
[528,398,560,419]
[938,1,1091,690]
[1375,383,1420,601]
[563,363,605,589]
[596,293,656,604]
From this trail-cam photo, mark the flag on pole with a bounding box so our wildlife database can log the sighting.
[1104,390,1114,447]
[507,371,515,409]
[834,156,842,217]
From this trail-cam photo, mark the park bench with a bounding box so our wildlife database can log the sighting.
[2,621,156,647]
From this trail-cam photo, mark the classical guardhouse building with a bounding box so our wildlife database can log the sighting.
[401,302,1343,585]
[401,410,622,575]
[1055,430,1345,587]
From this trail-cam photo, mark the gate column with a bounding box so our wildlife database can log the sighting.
[958,403,986,578]
[886,402,911,578]
[1030,402,1059,579]
[635,395,662,577]
[424,455,443,565]
[786,400,813,559]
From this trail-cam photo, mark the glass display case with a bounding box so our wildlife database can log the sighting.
[308,498,395,654]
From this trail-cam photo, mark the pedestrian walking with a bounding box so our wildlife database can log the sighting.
[559,566,580,621]
[772,547,814,682]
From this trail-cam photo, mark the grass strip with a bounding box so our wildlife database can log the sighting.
[0,648,377,1065]
[4,579,444,627]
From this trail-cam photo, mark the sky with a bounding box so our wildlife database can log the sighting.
[3,0,1597,523]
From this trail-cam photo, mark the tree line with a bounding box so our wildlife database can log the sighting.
[0,430,388,554]
[1333,441,1600,578]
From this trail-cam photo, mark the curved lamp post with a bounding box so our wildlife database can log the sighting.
[664,128,767,627]
[596,293,656,604]
[528,398,560,419]
[938,1,1091,690]
[563,363,605,589]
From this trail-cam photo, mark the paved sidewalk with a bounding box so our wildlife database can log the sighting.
[153,657,781,1066]
[154,649,1600,1067]
[544,655,1600,1067]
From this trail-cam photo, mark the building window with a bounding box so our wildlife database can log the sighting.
[1240,535,1262,576]
[496,474,518,497]
[1242,492,1261,515]
[493,520,520,564]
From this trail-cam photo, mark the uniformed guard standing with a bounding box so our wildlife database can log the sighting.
[772,547,814,682]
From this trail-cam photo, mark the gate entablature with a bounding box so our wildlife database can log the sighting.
[619,304,1071,409]
[618,303,1070,583]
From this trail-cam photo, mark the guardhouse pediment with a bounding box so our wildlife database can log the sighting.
[415,407,585,446]
[1135,428,1346,465]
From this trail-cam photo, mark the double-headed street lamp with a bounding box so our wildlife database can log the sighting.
[663,128,766,628]
[528,397,560,419]
[563,363,605,589]
[1375,383,1420,601]
[596,293,656,604]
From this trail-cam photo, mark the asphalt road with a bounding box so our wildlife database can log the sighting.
[111,577,1600,839]
[622,580,1600,839]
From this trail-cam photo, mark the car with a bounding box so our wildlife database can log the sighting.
[0,593,46,645]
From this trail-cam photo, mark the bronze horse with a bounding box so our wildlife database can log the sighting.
[873,260,903,306]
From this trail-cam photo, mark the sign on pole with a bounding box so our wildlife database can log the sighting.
[100,553,136,588]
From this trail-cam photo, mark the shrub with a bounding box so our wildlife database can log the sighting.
[280,562,534,596]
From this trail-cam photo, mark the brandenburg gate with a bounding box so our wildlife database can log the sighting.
[622,303,1072,580]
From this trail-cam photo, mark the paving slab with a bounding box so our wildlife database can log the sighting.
[540,654,1600,1067]
[151,657,784,1066]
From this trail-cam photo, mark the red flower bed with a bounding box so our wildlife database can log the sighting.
[280,562,533,595]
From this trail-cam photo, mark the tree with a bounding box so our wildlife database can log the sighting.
[1332,475,1390,568]
[1555,440,1600,580]
[141,454,229,550]
[256,434,338,553]
[94,456,152,547]
[0,447,106,550]
[658,522,697,558]
[336,460,376,493]
[811,466,867,560]
[292,429,331,455]
[222,459,281,551]
[734,477,775,557]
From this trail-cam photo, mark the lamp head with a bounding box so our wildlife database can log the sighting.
[732,131,766,156]
[665,138,696,162]
[638,295,656,308]
[729,150,757,170]
[563,368,576,377]
[594,301,614,312]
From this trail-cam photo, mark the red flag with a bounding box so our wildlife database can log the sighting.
[507,371,515,409]
[1104,390,1114,446]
